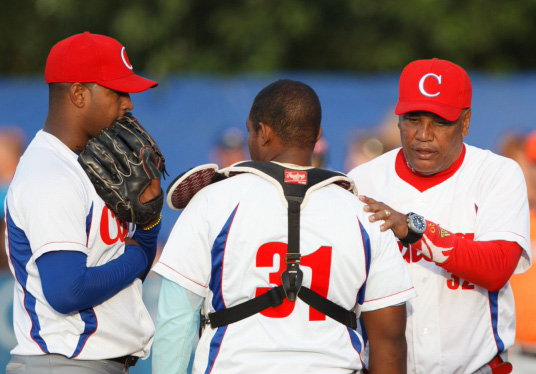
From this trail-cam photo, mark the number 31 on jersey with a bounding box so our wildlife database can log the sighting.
[255,242,332,321]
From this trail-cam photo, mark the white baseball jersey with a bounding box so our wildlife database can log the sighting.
[348,144,531,374]
[154,164,416,374]
[5,130,154,360]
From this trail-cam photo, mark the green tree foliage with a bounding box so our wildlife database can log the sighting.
[3,0,536,75]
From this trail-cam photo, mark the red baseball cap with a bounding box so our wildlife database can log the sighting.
[45,32,158,93]
[395,58,471,121]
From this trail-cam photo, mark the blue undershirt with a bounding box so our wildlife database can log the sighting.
[36,221,161,314]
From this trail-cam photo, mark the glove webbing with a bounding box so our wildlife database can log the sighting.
[207,161,357,330]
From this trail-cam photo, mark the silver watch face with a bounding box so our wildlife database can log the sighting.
[408,213,426,234]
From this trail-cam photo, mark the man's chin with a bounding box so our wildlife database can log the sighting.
[409,160,439,176]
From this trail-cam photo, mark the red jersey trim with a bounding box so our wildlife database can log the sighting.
[395,145,466,192]
[363,287,415,304]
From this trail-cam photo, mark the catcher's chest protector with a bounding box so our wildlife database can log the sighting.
[207,161,359,329]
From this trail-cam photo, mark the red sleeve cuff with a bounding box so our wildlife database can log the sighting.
[411,221,522,291]
[441,238,522,291]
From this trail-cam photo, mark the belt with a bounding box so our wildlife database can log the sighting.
[109,355,139,368]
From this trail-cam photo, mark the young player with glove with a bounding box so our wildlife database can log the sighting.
[5,32,163,374]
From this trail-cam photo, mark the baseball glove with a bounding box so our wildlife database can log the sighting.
[166,164,227,210]
[78,112,167,227]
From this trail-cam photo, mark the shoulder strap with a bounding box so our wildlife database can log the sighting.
[208,161,357,329]
[221,161,358,209]
[166,161,357,210]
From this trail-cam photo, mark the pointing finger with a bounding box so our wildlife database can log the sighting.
[359,195,376,204]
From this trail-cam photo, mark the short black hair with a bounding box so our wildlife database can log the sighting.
[48,82,96,102]
[48,82,70,102]
[249,79,321,150]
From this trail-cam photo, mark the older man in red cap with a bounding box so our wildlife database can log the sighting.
[5,32,160,374]
[348,58,531,374]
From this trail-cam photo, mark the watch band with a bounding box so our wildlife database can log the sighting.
[400,229,423,245]
[401,212,425,246]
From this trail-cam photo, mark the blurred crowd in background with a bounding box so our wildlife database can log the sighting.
[0,126,25,269]
[500,130,536,355]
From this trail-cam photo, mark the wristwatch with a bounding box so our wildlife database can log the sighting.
[401,212,426,245]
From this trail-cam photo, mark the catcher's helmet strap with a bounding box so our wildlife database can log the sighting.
[207,161,357,330]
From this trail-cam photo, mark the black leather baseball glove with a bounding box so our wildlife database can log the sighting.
[78,112,167,227]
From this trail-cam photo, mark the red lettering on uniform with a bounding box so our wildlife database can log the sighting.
[398,241,431,264]
[100,206,129,245]
[398,232,475,264]
[446,273,475,290]
[255,242,295,318]
[255,242,333,320]
[301,246,332,321]
[398,232,477,290]
[447,274,460,289]
[398,241,410,263]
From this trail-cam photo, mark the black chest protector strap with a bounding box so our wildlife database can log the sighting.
[208,161,357,330]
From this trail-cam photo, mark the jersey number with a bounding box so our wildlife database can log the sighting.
[255,242,332,321]
[446,273,474,290]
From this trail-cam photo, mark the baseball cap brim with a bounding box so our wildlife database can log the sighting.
[395,100,463,122]
[97,73,158,93]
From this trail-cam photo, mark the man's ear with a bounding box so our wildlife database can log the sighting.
[316,126,323,142]
[258,122,274,146]
[461,108,471,137]
[69,83,88,109]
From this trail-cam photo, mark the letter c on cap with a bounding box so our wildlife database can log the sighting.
[121,47,133,70]
[418,73,441,97]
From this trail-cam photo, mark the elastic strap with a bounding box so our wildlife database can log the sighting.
[209,286,285,328]
[298,287,357,329]
[208,285,357,329]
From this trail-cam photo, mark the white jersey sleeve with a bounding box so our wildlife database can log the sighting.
[473,155,531,272]
[153,190,212,297]
[359,223,416,312]
[9,155,90,258]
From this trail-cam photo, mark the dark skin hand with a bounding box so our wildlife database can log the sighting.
[125,179,161,279]
[125,179,161,246]
[359,195,408,240]
[141,179,162,205]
